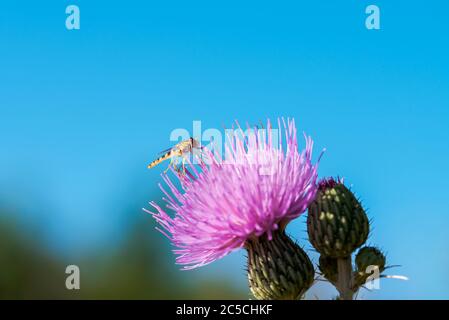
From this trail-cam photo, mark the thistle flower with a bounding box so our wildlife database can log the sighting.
[145,118,320,271]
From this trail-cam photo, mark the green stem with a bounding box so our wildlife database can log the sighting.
[336,257,354,300]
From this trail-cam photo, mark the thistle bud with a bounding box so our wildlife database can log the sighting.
[318,255,338,285]
[353,246,386,288]
[307,178,369,258]
[246,231,314,300]
[355,246,386,272]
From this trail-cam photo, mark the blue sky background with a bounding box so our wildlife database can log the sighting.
[1,1,448,299]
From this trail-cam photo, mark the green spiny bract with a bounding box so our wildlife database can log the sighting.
[307,178,369,258]
[353,246,386,288]
[246,231,314,300]
[318,255,338,285]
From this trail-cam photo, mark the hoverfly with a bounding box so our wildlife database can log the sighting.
[148,137,202,174]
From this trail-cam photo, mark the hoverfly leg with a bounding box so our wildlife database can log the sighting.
[164,157,175,174]
[175,157,186,176]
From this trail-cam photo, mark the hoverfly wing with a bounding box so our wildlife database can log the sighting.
[156,146,174,156]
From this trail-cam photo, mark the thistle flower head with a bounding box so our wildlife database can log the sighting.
[145,118,320,270]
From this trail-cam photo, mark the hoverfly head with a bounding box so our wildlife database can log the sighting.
[190,137,202,149]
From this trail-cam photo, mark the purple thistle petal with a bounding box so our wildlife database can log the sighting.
[146,118,321,270]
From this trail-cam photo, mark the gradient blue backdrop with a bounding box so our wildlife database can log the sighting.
[1,1,448,299]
